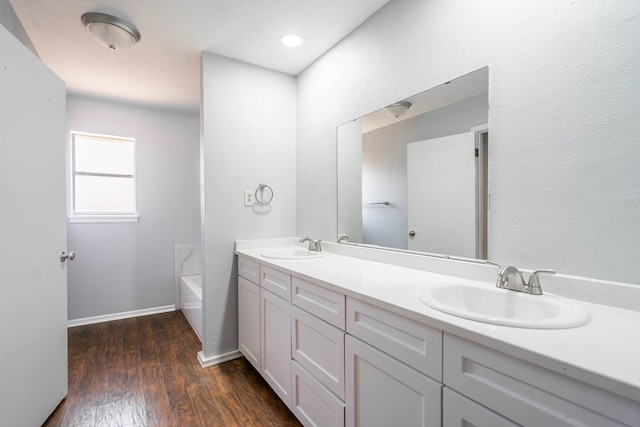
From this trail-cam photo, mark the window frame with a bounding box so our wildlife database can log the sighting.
[69,131,139,223]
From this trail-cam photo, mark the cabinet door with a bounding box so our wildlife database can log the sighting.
[261,289,292,408]
[292,306,345,399]
[292,361,345,427]
[238,276,260,370]
[345,336,441,427]
[442,387,517,427]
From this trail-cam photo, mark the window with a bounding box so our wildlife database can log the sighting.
[70,131,137,222]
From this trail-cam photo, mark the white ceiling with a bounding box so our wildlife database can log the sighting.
[9,0,389,114]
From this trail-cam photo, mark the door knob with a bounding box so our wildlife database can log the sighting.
[60,251,75,262]
[408,230,416,238]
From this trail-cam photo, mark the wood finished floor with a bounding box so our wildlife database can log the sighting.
[43,311,302,427]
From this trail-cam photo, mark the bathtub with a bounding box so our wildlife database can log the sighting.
[180,274,202,342]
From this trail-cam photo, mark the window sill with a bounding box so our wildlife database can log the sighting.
[69,215,139,224]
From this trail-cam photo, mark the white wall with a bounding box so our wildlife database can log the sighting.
[0,0,37,56]
[201,53,296,359]
[297,0,640,284]
[361,93,487,249]
[66,96,200,320]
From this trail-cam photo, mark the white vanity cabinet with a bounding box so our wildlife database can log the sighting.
[236,242,640,427]
[291,276,346,427]
[345,297,443,427]
[443,333,640,427]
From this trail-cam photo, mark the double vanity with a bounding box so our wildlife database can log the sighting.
[235,238,640,426]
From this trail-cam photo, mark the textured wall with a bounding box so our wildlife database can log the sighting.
[201,54,297,358]
[297,0,640,284]
[66,96,201,320]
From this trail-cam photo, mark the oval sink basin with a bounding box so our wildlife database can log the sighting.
[418,283,589,329]
[261,247,328,260]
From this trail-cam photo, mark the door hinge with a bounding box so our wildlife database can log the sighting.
[475,148,479,158]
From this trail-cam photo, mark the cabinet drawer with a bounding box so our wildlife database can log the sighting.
[238,256,260,284]
[443,387,517,427]
[260,265,291,301]
[346,298,442,381]
[292,361,345,427]
[444,333,640,427]
[292,277,345,329]
[345,335,441,427]
[292,306,345,400]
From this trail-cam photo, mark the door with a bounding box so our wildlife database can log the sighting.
[0,25,68,426]
[407,132,476,258]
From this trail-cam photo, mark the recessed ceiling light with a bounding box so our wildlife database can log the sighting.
[280,33,303,47]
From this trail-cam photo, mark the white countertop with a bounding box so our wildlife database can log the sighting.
[235,238,640,403]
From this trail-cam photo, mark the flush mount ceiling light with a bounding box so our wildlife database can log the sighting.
[81,12,141,50]
[280,33,303,47]
[384,101,412,118]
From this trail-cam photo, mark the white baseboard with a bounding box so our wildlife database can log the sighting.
[68,305,176,328]
[197,350,242,368]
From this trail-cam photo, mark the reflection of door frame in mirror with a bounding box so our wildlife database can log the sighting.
[472,124,489,260]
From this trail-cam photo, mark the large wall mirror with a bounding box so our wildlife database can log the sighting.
[337,67,489,260]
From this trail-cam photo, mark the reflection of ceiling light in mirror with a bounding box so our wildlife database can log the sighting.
[384,101,412,118]
[81,12,141,50]
[280,33,303,47]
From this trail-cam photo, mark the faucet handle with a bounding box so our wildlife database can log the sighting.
[528,269,556,294]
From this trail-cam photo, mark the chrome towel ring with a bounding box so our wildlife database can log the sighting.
[255,183,273,205]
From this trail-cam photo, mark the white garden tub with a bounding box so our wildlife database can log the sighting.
[180,274,202,342]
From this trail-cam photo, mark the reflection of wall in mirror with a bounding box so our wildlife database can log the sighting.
[361,93,488,249]
[337,118,363,243]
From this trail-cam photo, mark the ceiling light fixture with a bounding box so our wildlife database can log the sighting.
[81,12,141,50]
[384,101,412,118]
[280,33,303,47]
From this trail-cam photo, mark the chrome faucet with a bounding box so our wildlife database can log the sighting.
[496,265,555,295]
[300,237,323,252]
[337,234,349,243]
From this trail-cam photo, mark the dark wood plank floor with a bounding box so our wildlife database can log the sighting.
[43,311,302,427]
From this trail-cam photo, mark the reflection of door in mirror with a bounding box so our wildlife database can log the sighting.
[407,132,477,257]
[405,127,488,259]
